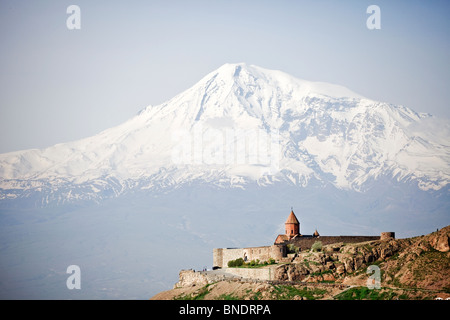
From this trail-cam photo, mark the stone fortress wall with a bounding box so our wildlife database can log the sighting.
[213,244,285,269]
[289,235,382,251]
[213,233,395,268]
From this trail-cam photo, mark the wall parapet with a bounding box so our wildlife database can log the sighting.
[288,235,381,251]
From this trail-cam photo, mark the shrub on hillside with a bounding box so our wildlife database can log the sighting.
[311,241,323,252]
[227,258,244,267]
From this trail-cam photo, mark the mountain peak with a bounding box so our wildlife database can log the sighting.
[199,63,365,102]
[215,62,265,79]
[163,63,367,127]
[216,62,248,72]
[0,63,448,205]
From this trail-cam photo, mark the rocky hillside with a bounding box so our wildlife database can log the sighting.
[276,225,449,290]
[151,226,450,300]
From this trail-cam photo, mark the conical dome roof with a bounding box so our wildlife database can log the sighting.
[285,210,299,225]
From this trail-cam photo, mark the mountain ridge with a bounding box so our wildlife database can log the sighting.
[0,63,449,205]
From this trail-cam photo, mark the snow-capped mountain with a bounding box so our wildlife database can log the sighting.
[0,63,449,205]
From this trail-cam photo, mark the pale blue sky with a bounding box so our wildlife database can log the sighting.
[0,0,449,153]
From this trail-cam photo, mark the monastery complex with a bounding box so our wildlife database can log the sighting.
[213,209,395,269]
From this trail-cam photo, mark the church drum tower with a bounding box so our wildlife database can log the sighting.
[285,209,300,239]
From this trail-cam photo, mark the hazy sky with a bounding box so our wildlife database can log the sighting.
[0,0,449,153]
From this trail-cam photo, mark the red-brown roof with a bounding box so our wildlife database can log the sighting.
[274,234,289,244]
[285,210,299,225]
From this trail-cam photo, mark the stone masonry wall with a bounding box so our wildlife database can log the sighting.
[223,266,278,281]
[289,235,381,251]
[213,245,283,268]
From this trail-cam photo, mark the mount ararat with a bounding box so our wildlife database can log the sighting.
[0,63,448,205]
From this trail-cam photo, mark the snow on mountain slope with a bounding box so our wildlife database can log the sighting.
[0,63,449,204]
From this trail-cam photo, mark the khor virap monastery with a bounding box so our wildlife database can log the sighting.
[213,209,395,269]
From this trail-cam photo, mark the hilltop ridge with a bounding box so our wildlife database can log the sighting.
[151,225,450,300]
